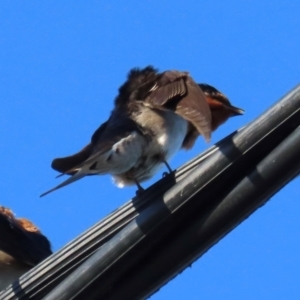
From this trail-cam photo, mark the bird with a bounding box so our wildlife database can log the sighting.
[0,206,52,291]
[41,66,244,197]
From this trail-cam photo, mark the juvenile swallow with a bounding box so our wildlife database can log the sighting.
[41,66,244,196]
[0,206,52,290]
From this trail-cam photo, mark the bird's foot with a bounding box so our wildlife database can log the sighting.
[163,160,173,173]
[134,179,145,196]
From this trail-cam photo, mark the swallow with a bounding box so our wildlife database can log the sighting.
[41,66,244,197]
[0,206,52,290]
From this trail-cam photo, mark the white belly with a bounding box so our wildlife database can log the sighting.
[155,110,188,160]
[112,108,188,187]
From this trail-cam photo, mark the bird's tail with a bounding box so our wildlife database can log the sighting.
[40,170,86,197]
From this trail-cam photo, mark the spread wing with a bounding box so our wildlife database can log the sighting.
[143,70,212,142]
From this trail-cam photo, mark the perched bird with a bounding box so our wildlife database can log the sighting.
[0,206,52,291]
[41,66,244,196]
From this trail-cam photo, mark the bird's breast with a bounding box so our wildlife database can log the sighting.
[135,106,188,157]
[154,111,188,159]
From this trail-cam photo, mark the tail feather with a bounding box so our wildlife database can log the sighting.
[40,171,86,197]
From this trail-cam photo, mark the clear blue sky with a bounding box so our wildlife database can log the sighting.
[1,1,300,299]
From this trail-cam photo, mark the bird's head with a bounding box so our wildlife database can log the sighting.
[198,84,244,131]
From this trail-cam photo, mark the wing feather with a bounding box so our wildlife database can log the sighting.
[143,70,212,141]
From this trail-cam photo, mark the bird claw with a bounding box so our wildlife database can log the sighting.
[163,160,173,173]
[134,179,145,196]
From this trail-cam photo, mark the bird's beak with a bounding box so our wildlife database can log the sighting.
[227,105,245,116]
